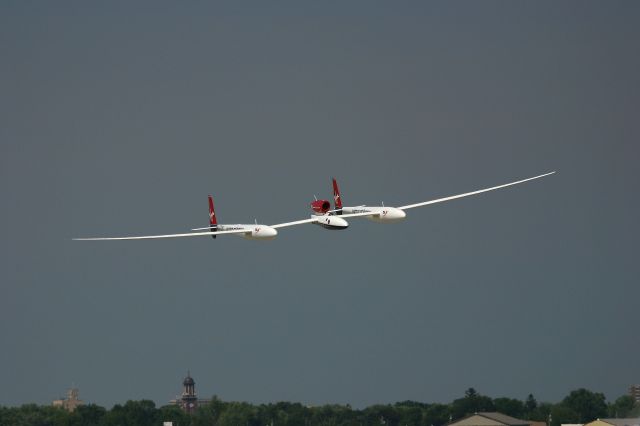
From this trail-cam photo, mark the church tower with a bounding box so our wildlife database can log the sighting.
[169,371,211,413]
[180,372,198,414]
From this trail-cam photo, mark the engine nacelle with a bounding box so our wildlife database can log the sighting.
[311,199,331,214]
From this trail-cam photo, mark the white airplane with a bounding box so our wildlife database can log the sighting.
[331,171,555,222]
[73,195,348,241]
[73,172,553,241]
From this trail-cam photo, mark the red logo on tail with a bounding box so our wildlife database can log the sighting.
[332,178,343,210]
[208,196,217,225]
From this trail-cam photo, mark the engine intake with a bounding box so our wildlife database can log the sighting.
[311,199,331,214]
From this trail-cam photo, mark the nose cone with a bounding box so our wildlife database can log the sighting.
[330,216,349,229]
[373,208,406,223]
[262,226,278,239]
[316,214,349,230]
[391,208,407,221]
[249,226,278,240]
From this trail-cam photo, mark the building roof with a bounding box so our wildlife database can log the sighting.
[183,373,195,386]
[597,419,640,426]
[449,412,530,426]
[478,413,530,426]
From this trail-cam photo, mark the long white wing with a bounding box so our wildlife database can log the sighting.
[398,171,555,210]
[73,228,251,241]
[270,217,319,229]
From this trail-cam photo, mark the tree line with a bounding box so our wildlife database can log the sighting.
[1,387,638,426]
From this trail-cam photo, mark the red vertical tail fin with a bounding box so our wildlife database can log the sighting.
[208,195,218,239]
[332,177,343,214]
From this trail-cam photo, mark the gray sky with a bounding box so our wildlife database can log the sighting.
[1,1,638,409]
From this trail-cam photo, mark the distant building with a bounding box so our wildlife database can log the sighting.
[52,387,84,412]
[168,372,211,414]
[448,412,530,426]
[630,385,640,403]
[582,419,640,426]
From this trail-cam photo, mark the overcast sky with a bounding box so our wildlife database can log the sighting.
[1,1,638,409]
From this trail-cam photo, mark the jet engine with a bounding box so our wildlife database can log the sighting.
[311,199,331,214]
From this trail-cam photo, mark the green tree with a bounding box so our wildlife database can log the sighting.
[257,401,303,426]
[561,388,607,423]
[69,404,106,426]
[218,402,256,426]
[525,394,537,411]
[394,401,428,409]
[157,405,191,426]
[531,402,553,422]
[424,403,451,426]
[524,394,538,419]
[2,404,70,426]
[451,389,495,420]
[550,404,578,426]
[102,400,158,426]
[397,406,423,426]
[192,397,225,426]
[278,402,311,426]
[362,404,400,426]
[608,395,636,418]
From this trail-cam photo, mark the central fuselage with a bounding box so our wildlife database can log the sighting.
[312,214,349,230]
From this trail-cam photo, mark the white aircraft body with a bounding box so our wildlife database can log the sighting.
[73,172,554,242]
[331,171,555,223]
[73,195,348,241]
